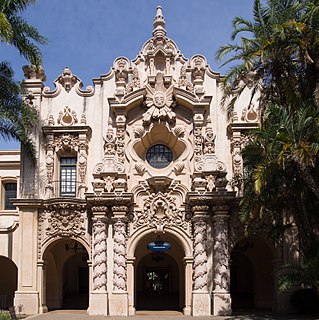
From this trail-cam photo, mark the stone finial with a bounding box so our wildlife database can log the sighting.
[153,6,166,39]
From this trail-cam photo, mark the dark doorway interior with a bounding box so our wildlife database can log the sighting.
[136,253,180,311]
[62,252,89,309]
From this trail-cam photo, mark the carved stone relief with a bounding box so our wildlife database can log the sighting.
[192,209,209,291]
[204,116,215,154]
[126,67,141,92]
[44,203,86,237]
[178,65,193,91]
[114,57,129,100]
[57,67,77,92]
[190,55,206,98]
[144,72,175,125]
[132,192,191,235]
[57,106,78,126]
[212,212,230,292]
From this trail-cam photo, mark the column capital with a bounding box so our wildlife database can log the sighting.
[112,205,128,213]
[92,205,108,213]
[212,204,230,216]
[92,216,108,224]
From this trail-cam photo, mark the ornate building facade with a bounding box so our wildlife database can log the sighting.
[0,7,297,316]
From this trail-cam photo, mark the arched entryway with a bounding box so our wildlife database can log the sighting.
[44,239,89,310]
[230,237,275,312]
[133,231,187,312]
[136,252,180,310]
[0,256,17,309]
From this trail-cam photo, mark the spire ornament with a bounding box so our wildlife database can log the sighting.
[153,6,166,43]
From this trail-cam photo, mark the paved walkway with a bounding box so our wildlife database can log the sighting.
[25,310,319,320]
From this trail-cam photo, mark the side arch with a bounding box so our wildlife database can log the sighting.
[0,256,18,309]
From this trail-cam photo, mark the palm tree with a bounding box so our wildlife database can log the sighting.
[216,0,319,117]
[0,0,47,160]
[240,103,319,255]
[0,0,47,64]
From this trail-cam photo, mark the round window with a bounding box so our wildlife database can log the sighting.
[146,144,173,169]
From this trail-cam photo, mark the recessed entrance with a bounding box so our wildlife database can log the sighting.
[230,237,275,312]
[44,239,89,310]
[134,233,185,312]
[136,253,179,310]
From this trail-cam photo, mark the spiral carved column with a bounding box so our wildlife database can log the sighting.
[92,216,107,291]
[191,205,211,316]
[109,205,129,316]
[88,207,108,316]
[192,215,208,291]
[212,205,231,316]
[113,216,127,291]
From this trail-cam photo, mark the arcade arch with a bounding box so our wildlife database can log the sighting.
[230,237,275,311]
[0,256,17,309]
[43,238,89,310]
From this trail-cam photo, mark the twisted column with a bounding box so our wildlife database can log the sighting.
[192,205,209,291]
[112,206,128,292]
[92,210,107,292]
[212,206,230,292]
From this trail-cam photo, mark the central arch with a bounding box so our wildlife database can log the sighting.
[127,227,192,315]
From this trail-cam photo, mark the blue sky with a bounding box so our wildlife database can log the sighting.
[0,0,254,149]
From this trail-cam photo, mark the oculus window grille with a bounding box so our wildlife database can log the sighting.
[146,144,173,169]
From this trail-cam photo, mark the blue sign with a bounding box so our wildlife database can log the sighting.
[147,240,171,252]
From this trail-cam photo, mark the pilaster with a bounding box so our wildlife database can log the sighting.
[13,199,42,315]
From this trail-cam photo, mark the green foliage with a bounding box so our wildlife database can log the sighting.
[0,61,38,161]
[0,0,46,160]
[219,0,319,292]
[0,310,10,320]
[0,0,47,65]
[216,0,319,117]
